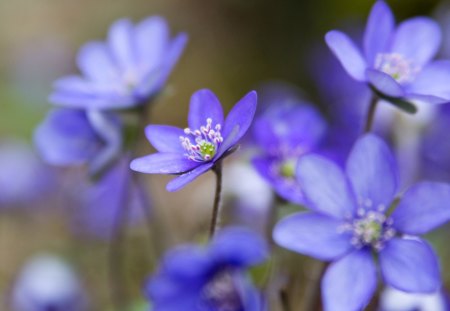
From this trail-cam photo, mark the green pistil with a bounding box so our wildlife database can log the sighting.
[280,159,296,178]
[200,142,216,159]
[359,220,382,243]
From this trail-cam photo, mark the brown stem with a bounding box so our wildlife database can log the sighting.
[209,162,223,238]
[301,261,328,311]
[364,94,379,133]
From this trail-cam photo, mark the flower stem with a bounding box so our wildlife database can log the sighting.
[209,162,223,238]
[364,94,379,133]
[301,261,328,311]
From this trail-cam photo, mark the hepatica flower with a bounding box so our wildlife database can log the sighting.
[326,0,450,106]
[252,101,326,204]
[146,227,268,311]
[130,89,257,192]
[50,16,187,109]
[274,134,450,311]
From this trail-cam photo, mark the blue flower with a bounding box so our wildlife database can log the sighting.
[130,89,257,192]
[326,1,450,104]
[34,108,122,174]
[146,227,268,311]
[273,134,450,311]
[50,16,187,109]
[252,100,326,204]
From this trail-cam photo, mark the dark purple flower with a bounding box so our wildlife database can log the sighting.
[34,108,122,174]
[326,1,450,105]
[274,134,450,311]
[252,100,326,204]
[50,16,187,109]
[146,227,268,311]
[130,89,257,192]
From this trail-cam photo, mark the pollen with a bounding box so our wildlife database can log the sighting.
[374,53,420,84]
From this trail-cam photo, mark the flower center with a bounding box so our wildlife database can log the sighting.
[180,118,223,162]
[279,158,297,178]
[339,208,396,251]
[374,53,420,84]
[201,272,242,311]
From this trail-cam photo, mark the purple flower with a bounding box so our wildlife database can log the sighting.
[34,108,122,174]
[379,286,450,311]
[252,100,326,204]
[130,89,257,192]
[50,16,187,109]
[146,227,268,311]
[273,134,450,311]
[326,1,450,105]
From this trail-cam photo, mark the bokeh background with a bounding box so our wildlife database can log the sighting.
[0,0,448,310]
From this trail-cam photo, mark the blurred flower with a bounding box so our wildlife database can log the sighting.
[0,140,54,207]
[146,227,268,310]
[131,89,257,192]
[252,99,326,204]
[11,254,87,311]
[274,134,450,311]
[379,286,450,311]
[70,156,145,240]
[326,1,450,105]
[34,108,122,174]
[50,16,187,110]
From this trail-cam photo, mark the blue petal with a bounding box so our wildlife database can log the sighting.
[217,91,257,157]
[407,60,450,101]
[346,134,398,212]
[325,30,367,81]
[188,89,224,130]
[77,41,119,83]
[107,18,136,71]
[322,250,377,311]
[166,162,214,192]
[366,69,405,98]
[296,154,357,219]
[130,153,199,174]
[379,238,441,293]
[391,182,450,235]
[209,227,269,267]
[364,1,395,64]
[34,108,101,166]
[145,125,185,153]
[273,212,352,261]
[391,17,441,66]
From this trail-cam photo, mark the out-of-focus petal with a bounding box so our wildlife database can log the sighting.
[366,69,405,98]
[408,60,450,101]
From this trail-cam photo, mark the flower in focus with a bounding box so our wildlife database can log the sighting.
[326,0,450,105]
[50,16,187,110]
[146,227,268,310]
[34,108,122,174]
[11,254,88,311]
[274,134,450,311]
[130,89,257,192]
[252,100,326,204]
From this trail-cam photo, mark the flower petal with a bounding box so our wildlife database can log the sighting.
[130,153,198,174]
[366,69,405,98]
[325,30,367,81]
[107,18,136,71]
[408,60,450,101]
[391,17,441,66]
[145,125,185,153]
[166,162,214,192]
[77,41,119,82]
[296,154,357,219]
[322,250,377,311]
[135,16,169,72]
[391,181,450,235]
[379,238,441,293]
[210,227,269,267]
[364,0,395,64]
[346,134,398,212]
[273,212,352,261]
[188,89,224,130]
[218,91,257,155]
